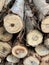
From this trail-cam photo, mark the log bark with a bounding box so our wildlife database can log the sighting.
[40,61,49,65]
[25,4,43,47]
[33,0,49,16]
[10,0,24,19]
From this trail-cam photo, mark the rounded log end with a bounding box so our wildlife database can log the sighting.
[6,54,19,63]
[12,45,28,58]
[0,42,11,58]
[4,14,23,34]
[27,30,43,47]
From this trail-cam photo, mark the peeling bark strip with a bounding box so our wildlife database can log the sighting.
[41,16,49,33]
[40,62,49,65]
[10,0,24,19]
[33,0,49,15]
[25,4,36,33]
[4,14,23,34]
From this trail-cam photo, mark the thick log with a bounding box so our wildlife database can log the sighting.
[23,56,40,65]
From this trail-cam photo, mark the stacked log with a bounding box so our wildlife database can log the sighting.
[0,0,49,65]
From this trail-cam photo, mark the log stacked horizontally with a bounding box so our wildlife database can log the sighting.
[0,0,49,65]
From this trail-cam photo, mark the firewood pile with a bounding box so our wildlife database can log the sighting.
[0,0,49,65]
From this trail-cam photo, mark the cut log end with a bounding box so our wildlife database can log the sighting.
[23,56,40,65]
[41,16,49,33]
[6,54,19,63]
[35,45,49,56]
[26,30,43,47]
[4,14,23,34]
[0,42,11,58]
[0,27,13,42]
[12,45,28,58]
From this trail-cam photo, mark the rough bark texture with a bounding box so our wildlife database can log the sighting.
[33,0,49,15]
[10,0,24,19]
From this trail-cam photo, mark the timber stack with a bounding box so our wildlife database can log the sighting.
[0,0,49,65]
